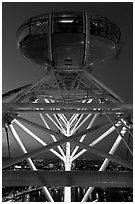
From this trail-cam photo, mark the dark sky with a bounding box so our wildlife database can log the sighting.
[2,2,133,159]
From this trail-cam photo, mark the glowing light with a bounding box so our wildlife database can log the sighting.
[59,19,74,23]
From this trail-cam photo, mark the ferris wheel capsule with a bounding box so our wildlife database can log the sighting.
[17,11,121,71]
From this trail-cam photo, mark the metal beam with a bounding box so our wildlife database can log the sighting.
[67,137,133,170]
[16,116,113,143]
[39,113,65,158]
[82,126,127,202]
[72,119,117,160]
[10,72,52,103]
[2,84,31,100]
[5,109,124,114]
[3,126,133,170]
[3,116,132,170]
[2,138,68,169]
[3,170,133,187]
[3,102,132,110]
[14,119,65,161]
[8,124,54,202]
[83,69,124,103]
[71,114,98,158]
[105,112,133,156]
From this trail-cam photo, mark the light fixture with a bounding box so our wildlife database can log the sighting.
[59,19,74,23]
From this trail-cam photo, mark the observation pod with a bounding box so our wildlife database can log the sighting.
[3,10,133,203]
[17,11,121,69]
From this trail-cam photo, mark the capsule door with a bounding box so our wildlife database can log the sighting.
[52,12,85,70]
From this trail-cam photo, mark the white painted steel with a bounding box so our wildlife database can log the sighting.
[8,124,54,202]
[14,119,65,161]
[82,126,127,202]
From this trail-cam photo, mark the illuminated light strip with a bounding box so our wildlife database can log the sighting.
[105,113,133,156]
[14,119,65,161]
[39,113,66,158]
[82,126,127,202]
[71,114,98,158]
[8,124,54,202]
[35,100,65,157]
[49,99,68,125]
[70,113,91,136]
[59,19,74,23]
[44,99,67,133]
[53,114,67,134]
[72,122,121,161]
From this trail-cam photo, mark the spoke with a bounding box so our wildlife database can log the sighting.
[39,113,65,158]
[72,122,121,161]
[2,84,31,100]
[71,72,83,101]
[105,112,133,156]
[73,101,91,131]
[3,138,68,169]
[14,119,65,161]
[4,115,132,169]
[3,119,117,169]
[71,114,98,158]
[52,72,65,102]
[44,99,67,134]
[57,113,67,125]
[10,72,52,103]
[8,124,54,202]
[53,114,67,134]
[66,136,133,169]
[69,100,89,127]
[3,127,132,170]
[69,113,79,125]
[82,126,127,202]
[83,69,124,103]
[71,113,91,135]
[46,113,66,134]
[15,115,115,143]
[45,99,68,127]
[60,113,68,124]
[70,114,84,135]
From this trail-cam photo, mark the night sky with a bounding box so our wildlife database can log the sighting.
[2,2,133,159]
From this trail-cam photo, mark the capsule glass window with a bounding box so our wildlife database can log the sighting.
[30,19,48,36]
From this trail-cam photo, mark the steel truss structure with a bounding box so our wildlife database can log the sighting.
[2,67,133,202]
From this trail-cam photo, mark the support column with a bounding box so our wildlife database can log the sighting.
[64,141,72,202]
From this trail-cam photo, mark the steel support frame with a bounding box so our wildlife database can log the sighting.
[4,102,132,110]
[3,69,133,202]
[82,126,127,202]
[8,124,54,202]
[3,116,132,170]
[13,119,65,161]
